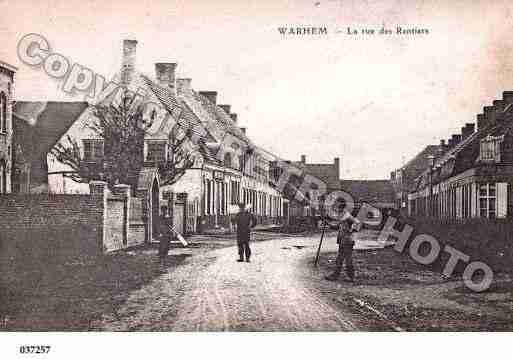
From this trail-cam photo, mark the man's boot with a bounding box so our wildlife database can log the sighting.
[237,257,244,262]
[325,271,340,281]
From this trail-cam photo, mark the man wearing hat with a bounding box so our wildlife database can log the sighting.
[325,209,361,282]
[233,202,257,262]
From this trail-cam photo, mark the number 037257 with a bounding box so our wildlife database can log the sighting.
[19,345,51,354]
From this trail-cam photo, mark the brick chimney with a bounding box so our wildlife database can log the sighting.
[176,78,192,95]
[121,39,137,85]
[230,113,238,123]
[503,91,513,105]
[440,139,447,152]
[493,100,506,113]
[463,123,475,139]
[334,157,340,178]
[155,63,177,93]
[484,106,496,127]
[239,127,246,134]
[451,134,462,146]
[493,100,507,123]
[199,91,218,105]
[300,155,306,164]
[477,113,487,131]
[461,123,475,139]
[219,104,231,114]
[448,138,454,147]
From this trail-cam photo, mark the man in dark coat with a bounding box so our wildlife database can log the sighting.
[233,202,257,262]
[158,214,172,263]
[325,210,361,282]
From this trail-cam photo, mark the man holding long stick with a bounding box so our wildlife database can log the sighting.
[324,209,361,282]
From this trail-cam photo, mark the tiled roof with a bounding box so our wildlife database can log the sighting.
[178,100,216,142]
[402,145,441,173]
[397,144,442,191]
[193,91,253,146]
[340,179,395,204]
[13,101,88,187]
[13,101,88,161]
[293,162,340,190]
[140,74,181,113]
[420,119,513,181]
[139,74,221,164]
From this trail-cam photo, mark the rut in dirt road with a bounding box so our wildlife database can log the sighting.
[172,239,355,331]
[170,237,357,331]
[94,235,361,331]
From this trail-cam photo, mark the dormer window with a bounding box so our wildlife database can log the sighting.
[479,134,503,162]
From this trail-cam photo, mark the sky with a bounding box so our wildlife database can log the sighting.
[2,0,513,179]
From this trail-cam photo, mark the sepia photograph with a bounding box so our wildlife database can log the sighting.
[1,0,513,357]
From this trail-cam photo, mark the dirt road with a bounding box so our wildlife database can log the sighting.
[94,234,366,331]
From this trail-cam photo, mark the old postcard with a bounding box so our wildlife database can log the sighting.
[0,0,512,357]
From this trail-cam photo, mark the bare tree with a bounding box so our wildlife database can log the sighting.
[51,90,195,190]
[159,124,195,186]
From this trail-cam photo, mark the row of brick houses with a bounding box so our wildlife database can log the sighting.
[393,91,513,220]
[390,144,442,215]
[5,39,399,243]
[11,39,287,237]
[271,154,396,221]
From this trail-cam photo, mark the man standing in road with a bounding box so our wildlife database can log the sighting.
[325,209,361,282]
[233,202,257,262]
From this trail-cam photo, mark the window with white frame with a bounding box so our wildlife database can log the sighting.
[83,139,104,162]
[479,135,503,162]
[479,183,496,218]
[146,141,166,162]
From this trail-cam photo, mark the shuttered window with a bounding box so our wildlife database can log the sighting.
[496,182,508,218]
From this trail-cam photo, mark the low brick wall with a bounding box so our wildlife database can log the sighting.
[0,182,148,270]
[0,193,105,268]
